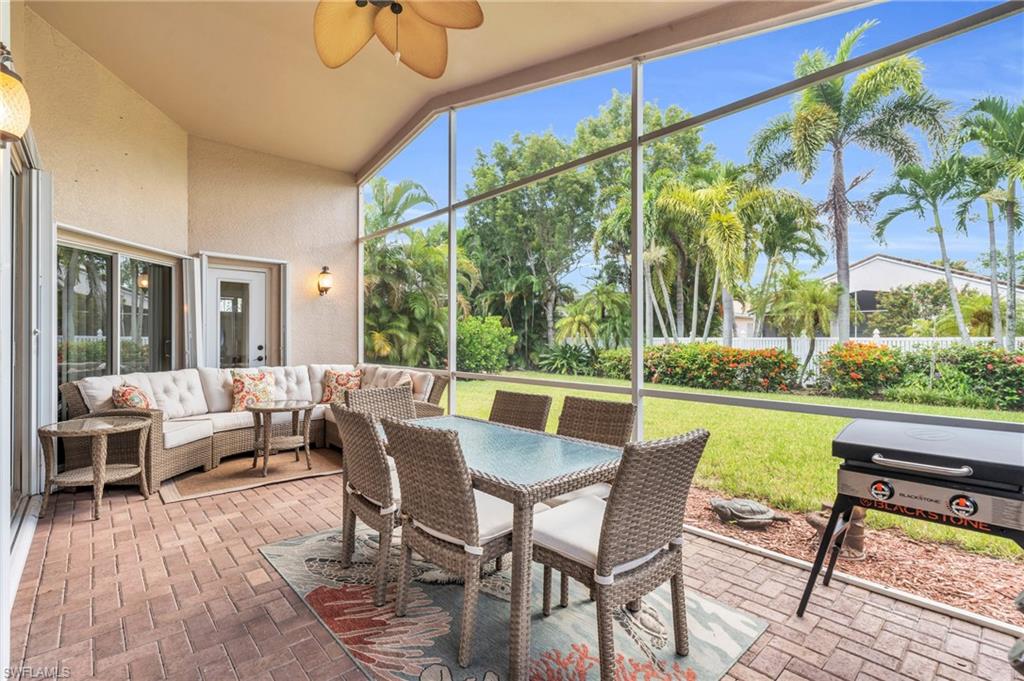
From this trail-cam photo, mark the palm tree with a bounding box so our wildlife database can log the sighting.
[962,97,1024,350]
[871,156,971,342]
[955,155,1007,345]
[363,176,437,233]
[751,20,949,343]
[777,278,841,382]
[554,299,598,347]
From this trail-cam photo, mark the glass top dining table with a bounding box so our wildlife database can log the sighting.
[399,414,625,680]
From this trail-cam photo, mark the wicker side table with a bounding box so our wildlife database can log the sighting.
[247,400,315,476]
[38,415,151,520]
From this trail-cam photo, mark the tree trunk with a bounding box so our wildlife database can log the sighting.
[933,206,970,343]
[656,266,678,340]
[985,200,1004,347]
[1006,180,1018,350]
[544,289,557,346]
[675,269,686,341]
[690,256,702,341]
[702,268,720,341]
[754,255,776,337]
[721,286,735,347]
[800,336,816,384]
[832,145,851,343]
[645,262,670,342]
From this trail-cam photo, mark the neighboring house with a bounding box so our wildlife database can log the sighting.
[820,253,1024,336]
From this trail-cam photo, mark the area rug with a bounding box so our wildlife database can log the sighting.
[160,448,342,502]
[260,526,765,681]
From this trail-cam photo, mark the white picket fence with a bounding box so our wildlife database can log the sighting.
[651,335,1023,375]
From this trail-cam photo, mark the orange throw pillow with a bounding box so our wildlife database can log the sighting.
[231,370,275,411]
[111,384,152,410]
[321,369,362,404]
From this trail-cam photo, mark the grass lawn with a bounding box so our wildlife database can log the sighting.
[453,371,1024,560]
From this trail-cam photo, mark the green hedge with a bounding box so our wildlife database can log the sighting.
[598,343,799,392]
[817,341,902,398]
[456,316,517,374]
[901,343,1024,410]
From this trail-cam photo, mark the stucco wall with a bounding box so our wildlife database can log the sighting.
[15,7,189,252]
[187,136,358,365]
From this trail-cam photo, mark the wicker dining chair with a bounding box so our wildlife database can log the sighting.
[545,396,637,510]
[488,390,552,432]
[557,395,636,447]
[532,429,710,681]
[381,417,550,668]
[333,404,401,606]
[346,384,417,421]
[427,374,449,406]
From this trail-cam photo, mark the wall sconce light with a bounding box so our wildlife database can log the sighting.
[0,43,31,147]
[137,272,149,290]
[317,265,334,296]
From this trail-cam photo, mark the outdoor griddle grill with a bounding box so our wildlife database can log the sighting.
[797,419,1024,619]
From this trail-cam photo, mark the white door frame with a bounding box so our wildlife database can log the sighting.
[198,252,289,367]
[204,265,267,368]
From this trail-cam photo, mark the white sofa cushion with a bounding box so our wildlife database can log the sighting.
[163,419,213,449]
[414,491,549,551]
[308,364,357,403]
[77,373,156,413]
[264,366,314,402]
[532,495,664,582]
[359,364,434,402]
[180,404,327,433]
[147,370,210,420]
[197,367,256,414]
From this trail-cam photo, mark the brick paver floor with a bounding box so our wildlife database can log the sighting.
[11,464,1020,681]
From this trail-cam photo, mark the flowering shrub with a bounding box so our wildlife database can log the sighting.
[597,344,798,392]
[901,343,1024,410]
[817,342,901,398]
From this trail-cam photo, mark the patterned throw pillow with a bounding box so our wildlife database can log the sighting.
[111,384,152,410]
[231,370,275,411]
[321,369,362,403]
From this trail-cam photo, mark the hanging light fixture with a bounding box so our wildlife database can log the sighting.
[137,272,150,290]
[0,43,30,146]
[317,266,334,296]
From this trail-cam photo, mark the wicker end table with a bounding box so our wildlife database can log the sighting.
[246,400,316,476]
[38,415,151,520]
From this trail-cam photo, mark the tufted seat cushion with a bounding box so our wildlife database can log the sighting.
[146,370,210,420]
[163,419,213,449]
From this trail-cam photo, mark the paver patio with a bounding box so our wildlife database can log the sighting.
[10,463,1018,681]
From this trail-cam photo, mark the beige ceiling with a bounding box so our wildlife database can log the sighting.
[27,1,841,174]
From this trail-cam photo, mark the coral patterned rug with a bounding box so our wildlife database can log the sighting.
[260,526,765,681]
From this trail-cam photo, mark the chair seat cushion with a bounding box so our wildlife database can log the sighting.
[163,419,213,449]
[352,466,401,511]
[532,495,661,578]
[414,491,550,550]
[546,482,612,507]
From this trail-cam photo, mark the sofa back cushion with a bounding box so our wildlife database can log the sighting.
[264,366,313,402]
[359,364,434,402]
[147,370,210,419]
[197,368,241,414]
[77,373,156,413]
[308,364,356,403]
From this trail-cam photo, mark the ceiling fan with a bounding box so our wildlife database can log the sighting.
[314,0,484,79]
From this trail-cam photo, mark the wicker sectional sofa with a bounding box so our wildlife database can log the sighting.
[59,363,446,490]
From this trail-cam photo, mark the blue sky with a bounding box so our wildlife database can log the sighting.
[370,1,1024,284]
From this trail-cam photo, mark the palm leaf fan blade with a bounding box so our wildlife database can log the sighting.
[314,0,379,68]
[375,3,448,78]
[407,0,483,29]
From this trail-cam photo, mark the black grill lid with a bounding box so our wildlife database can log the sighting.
[833,419,1024,487]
